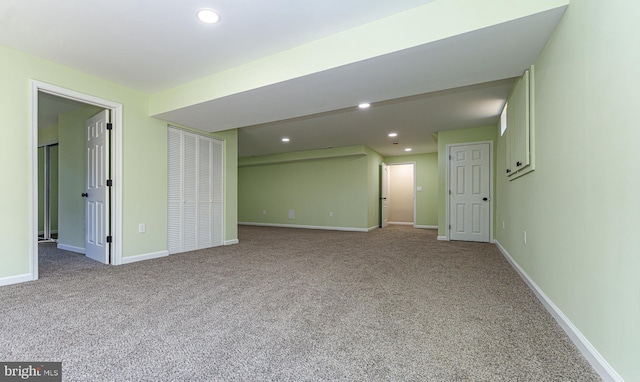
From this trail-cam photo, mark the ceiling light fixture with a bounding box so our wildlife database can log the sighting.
[281,137,290,142]
[197,9,221,24]
[358,103,370,109]
[388,133,398,137]
[404,148,412,152]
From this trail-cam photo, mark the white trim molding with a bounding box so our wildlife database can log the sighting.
[495,241,623,382]
[239,222,370,232]
[389,222,414,226]
[367,226,379,232]
[437,236,448,241]
[415,225,438,230]
[57,244,86,255]
[30,80,124,281]
[445,140,494,243]
[224,239,239,245]
[0,273,35,287]
[120,250,168,265]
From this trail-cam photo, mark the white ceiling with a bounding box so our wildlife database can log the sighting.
[0,0,434,93]
[2,1,567,157]
[238,79,514,157]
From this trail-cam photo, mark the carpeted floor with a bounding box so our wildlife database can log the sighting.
[1,226,600,381]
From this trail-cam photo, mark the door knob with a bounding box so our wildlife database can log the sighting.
[483,197,489,201]
[81,193,88,198]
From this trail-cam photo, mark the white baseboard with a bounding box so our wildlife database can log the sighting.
[437,236,448,241]
[120,250,168,265]
[224,239,239,245]
[57,243,86,254]
[389,222,414,226]
[495,241,623,382]
[239,222,369,232]
[0,273,34,287]
[367,226,379,232]
[415,225,438,230]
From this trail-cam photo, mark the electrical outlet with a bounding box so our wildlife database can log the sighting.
[329,211,333,217]
[288,209,295,219]
[139,223,146,233]
[262,210,267,215]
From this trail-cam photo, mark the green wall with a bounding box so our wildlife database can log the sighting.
[238,146,435,231]
[0,44,238,280]
[384,153,438,228]
[238,146,374,230]
[436,126,497,237]
[495,1,640,380]
[211,129,239,242]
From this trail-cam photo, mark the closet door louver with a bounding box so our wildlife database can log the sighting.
[167,127,224,254]
[212,139,223,246]
[167,129,183,254]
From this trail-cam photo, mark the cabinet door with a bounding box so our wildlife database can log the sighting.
[212,139,224,246]
[197,136,212,249]
[513,70,530,170]
[168,127,224,254]
[168,129,183,254]
[505,67,534,179]
[182,133,199,252]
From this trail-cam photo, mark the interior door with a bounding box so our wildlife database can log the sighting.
[449,143,491,242]
[85,110,110,263]
[381,163,389,228]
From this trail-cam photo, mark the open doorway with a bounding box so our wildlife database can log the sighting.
[380,162,416,227]
[31,81,124,280]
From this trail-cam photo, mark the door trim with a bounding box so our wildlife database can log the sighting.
[445,141,493,242]
[30,80,124,281]
[386,162,417,227]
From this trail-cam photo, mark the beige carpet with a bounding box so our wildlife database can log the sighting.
[0,225,600,381]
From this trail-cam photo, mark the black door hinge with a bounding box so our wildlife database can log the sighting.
[106,123,113,131]
[106,179,113,187]
[106,236,113,243]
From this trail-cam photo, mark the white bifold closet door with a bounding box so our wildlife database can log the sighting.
[168,127,223,254]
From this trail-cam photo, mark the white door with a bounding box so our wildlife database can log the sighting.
[449,143,491,242]
[381,163,389,228]
[167,127,224,255]
[85,110,110,263]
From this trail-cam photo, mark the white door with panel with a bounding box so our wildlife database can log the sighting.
[449,143,491,242]
[168,127,223,254]
[85,110,110,264]
[380,163,389,228]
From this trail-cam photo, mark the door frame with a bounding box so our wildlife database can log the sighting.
[380,161,418,228]
[445,141,493,242]
[380,163,389,228]
[386,162,417,227]
[30,80,124,280]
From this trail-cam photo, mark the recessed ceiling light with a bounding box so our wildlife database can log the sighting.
[404,148,412,152]
[388,133,398,137]
[282,137,290,142]
[197,9,221,24]
[358,103,370,109]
